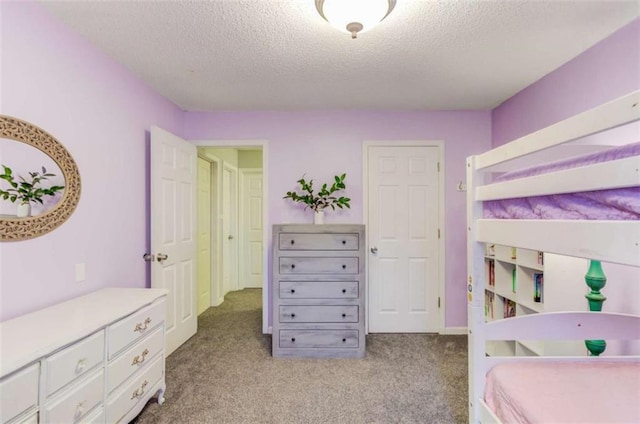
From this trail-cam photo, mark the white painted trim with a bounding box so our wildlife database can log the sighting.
[442,327,468,335]
[476,156,640,201]
[362,140,446,334]
[476,90,640,170]
[238,168,263,290]
[477,219,640,267]
[190,139,270,334]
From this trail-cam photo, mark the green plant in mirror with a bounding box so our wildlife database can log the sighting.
[0,165,65,205]
[284,173,351,212]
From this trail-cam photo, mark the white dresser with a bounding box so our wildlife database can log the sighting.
[0,288,168,424]
[272,224,366,358]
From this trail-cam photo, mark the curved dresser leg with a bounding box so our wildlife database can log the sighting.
[156,383,167,405]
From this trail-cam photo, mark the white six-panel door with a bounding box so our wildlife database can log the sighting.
[196,157,212,315]
[367,145,441,333]
[151,127,197,355]
[240,170,263,288]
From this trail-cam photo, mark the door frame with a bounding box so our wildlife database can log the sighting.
[239,168,264,290]
[362,140,445,334]
[191,139,270,333]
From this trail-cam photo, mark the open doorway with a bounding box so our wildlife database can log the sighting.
[195,142,269,333]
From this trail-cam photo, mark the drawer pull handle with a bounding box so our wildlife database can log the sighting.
[132,348,150,366]
[76,358,87,373]
[342,240,346,245]
[131,380,149,400]
[342,338,347,342]
[291,338,296,343]
[341,313,346,318]
[290,289,296,293]
[291,264,296,269]
[342,289,347,294]
[290,240,295,245]
[291,313,296,318]
[134,317,152,333]
[342,265,346,269]
[75,401,86,418]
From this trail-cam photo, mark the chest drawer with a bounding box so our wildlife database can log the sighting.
[108,299,165,359]
[279,257,358,274]
[279,330,359,348]
[45,330,104,396]
[279,233,359,250]
[107,326,164,394]
[0,363,39,424]
[106,354,163,424]
[279,281,358,299]
[44,368,103,424]
[279,305,358,323]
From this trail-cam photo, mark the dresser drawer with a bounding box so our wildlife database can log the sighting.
[279,305,358,323]
[79,406,104,424]
[107,326,163,394]
[279,281,358,299]
[44,368,103,424]
[106,354,163,424]
[46,330,105,396]
[279,233,359,250]
[279,330,359,348]
[279,257,358,274]
[108,300,165,359]
[0,363,39,424]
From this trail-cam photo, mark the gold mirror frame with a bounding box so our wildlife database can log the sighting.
[0,115,81,241]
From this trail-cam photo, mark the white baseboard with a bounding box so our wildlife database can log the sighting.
[442,327,468,335]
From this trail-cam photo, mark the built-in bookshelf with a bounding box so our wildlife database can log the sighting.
[484,244,545,357]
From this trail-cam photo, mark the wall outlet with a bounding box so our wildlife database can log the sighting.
[75,263,86,282]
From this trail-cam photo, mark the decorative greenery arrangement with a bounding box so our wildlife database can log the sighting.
[0,165,65,205]
[284,173,351,212]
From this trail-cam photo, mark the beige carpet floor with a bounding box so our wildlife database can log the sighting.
[133,289,468,424]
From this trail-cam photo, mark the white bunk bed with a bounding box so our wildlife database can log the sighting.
[466,90,640,423]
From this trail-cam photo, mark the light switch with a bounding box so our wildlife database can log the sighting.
[75,263,86,282]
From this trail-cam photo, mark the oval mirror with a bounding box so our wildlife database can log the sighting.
[0,116,81,241]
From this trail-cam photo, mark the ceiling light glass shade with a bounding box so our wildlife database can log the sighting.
[316,0,396,39]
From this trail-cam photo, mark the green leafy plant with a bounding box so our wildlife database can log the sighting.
[0,165,65,205]
[284,173,351,212]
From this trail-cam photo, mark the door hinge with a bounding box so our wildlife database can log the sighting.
[437,162,440,172]
[438,228,441,239]
[438,297,441,308]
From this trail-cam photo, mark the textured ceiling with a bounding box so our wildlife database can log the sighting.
[40,0,639,111]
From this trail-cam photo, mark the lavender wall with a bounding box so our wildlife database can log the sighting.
[493,18,640,147]
[0,2,184,321]
[185,111,492,328]
[491,18,640,325]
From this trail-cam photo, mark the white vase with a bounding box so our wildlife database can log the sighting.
[313,210,324,224]
[17,202,31,218]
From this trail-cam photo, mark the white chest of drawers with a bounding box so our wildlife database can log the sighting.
[272,224,366,358]
[0,288,168,424]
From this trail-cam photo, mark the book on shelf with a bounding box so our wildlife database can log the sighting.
[511,268,516,293]
[537,251,544,266]
[510,247,517,260]
[504,299,516,318]
[488,260,495,286]
[485,291,495,320]
[534,273,544,303]
[486,244,495,257]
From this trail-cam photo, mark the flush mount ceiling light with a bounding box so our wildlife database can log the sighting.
[315,0,397,39]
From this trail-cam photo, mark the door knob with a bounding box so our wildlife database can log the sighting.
[142,253,155,262]
[157,253,168,263]
[370,246,378,254]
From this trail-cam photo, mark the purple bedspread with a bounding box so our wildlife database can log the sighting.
[483,142,640,220]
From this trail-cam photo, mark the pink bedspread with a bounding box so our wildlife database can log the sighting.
[483,142,640,220]
[485,361,640,423]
